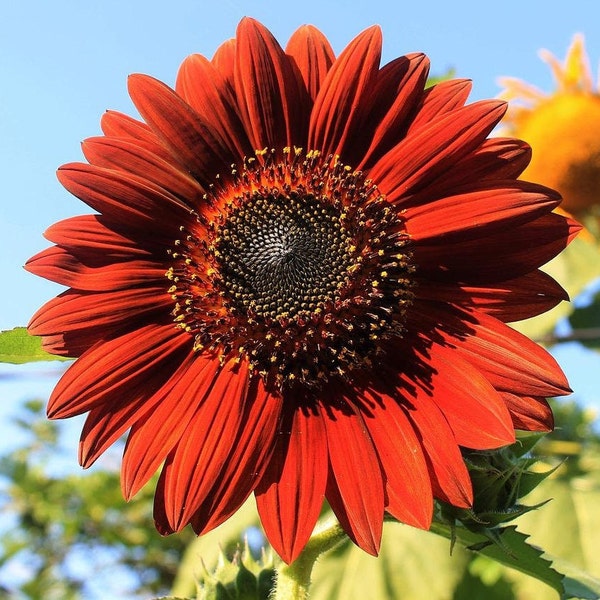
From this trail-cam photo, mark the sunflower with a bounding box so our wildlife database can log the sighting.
[27,18,576,564]
[500,34,600,216]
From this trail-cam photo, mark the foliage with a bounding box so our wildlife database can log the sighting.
[0,400,194,599]
[0,329,68,364]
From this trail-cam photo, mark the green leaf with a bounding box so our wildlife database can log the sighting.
[505,463,600,599]
[513,432,548,458]
[0,327,68,363]
[550,559,600,600]
[517,466,560,499]
[430,523,564,597]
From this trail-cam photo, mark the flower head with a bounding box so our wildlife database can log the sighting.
[27,18,576,563]
[500,34,600,215]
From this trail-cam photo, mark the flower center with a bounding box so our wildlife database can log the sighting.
[167,150,415,391]
[214,192,352,321]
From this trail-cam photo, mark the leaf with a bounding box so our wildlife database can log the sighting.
[0,327,68,363]
[552,559,600,600]
[506,466,600,599]
[430,522,564,597]
[517,466,560,498]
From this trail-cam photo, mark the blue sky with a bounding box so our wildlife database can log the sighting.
[1,0,600,414]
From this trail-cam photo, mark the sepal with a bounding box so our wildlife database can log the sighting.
[436,433,556,553]
[196,539,275,600]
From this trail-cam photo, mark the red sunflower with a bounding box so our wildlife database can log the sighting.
[27,18,577,564]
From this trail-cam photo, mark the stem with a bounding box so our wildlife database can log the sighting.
[272,516,348,600]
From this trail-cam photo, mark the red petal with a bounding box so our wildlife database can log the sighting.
[398,377,473,507]
[101,110,162,145]
[100,110,175,164]
[190,377,282,534]
[211,38,236,89]
[286,25,335,102]
[32,333,83,358]
[82,136,206,206]
[309,26,382,161]
[176,53,252,158]
[255,402,328,564]
[28,287,171,338]
[127,73,237,184]
[121,354,221,499]
[370,100,506,201]
[420,343,516,449]
[26,245,165,291]
[322,388,384,556]
[433,137,532,189]
[411,302,571,398]
[460,314,571,397]
[79,348,194,468]
[57,163,193,234]
[358,53,430,169]
[502,393,554,432]
[43,215,160,257]
[360,387,433,528]
[160,371,281,534]
[405,182,561,244]
[155,359,250,531]
[45,323,188,418]
[234,17,309,149]
[413,212,579,283]
[407,78,472,134]
[415,271,569,323]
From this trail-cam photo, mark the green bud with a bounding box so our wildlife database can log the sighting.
[436,433,557,553]
[196,538,275,600]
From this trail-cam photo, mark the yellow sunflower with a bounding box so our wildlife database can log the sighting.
[500,34,600,217]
